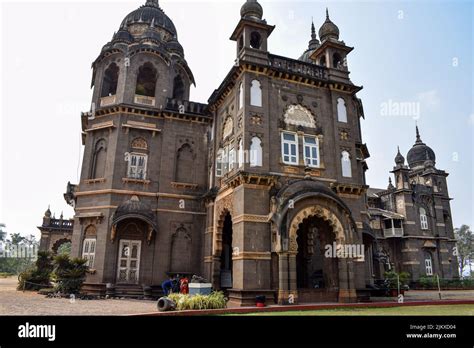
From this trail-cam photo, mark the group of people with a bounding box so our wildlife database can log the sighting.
[161,274,189,295]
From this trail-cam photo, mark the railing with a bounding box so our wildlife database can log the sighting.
[46,219,74,229]
[383,227,404,238]
[269,54,328,80]
[165,98,208,115]
[100,95,116,107]
[134,95,156,107]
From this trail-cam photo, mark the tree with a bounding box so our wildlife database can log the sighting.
[454,225,474,277]
[9,233,25,245]
[0,223,6,242]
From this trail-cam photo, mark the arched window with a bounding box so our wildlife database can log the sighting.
[238,83,244,109]
[341,151,352,177]
[101,63,119,97]
[250,31,262,49]
[131,137,148,151]
[337,98,347,123]
[170,226,191,273]
[250,137,262,167]
[216,149,223,177]
[176,144,194,183]
[319,56,326,67]
[82,226,97,268]
[333,53,342,68]
[420,208,428,230]
[90,139,107,179]
[172,75,185,100]
[135,62,157,97]
[424,251,433,276]
[250,80,262,107]
[238,138,244,168]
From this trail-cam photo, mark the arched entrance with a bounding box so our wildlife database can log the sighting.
[296,216,339,290]
[219,212,233,289]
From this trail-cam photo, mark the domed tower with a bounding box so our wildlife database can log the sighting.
[72,0,210,292]
[91,0,195,109]
[407,126,436,170]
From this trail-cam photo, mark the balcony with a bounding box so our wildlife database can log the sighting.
[268,54,328,80]
[383,227,404,238]
[383,218,404,238]
[134,94,156,107]
[100,95,116,107]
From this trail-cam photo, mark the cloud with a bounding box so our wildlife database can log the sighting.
[416,90,440,112]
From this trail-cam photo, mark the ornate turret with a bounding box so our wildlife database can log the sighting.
[406,126,436,169]
[319,8,339,42]
[240,0,263,20]
[394,146,405,166]
[299,20,320,63]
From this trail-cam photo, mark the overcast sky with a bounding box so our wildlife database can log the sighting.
[0,0,472,238]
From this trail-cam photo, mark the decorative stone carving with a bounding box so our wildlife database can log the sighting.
[131,137,148,150]
[283,104,316,128]
[222,116,233,140]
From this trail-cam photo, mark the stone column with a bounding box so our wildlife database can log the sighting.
[277,252,299,304]
[338,258,357,303]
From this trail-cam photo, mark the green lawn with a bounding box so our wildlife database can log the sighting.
[231,305,474,316]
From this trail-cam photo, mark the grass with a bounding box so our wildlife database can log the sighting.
[230,305,474,316]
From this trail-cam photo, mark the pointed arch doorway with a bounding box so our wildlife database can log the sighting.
[219,212,233,289]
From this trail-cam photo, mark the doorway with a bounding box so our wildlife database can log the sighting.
[117,240,141,284]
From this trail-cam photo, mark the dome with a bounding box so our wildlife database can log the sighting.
[113,28,134,43]
[120,0,177,37]
[319,8,339,42]
[240,0,263,20]
[406,126,436,168]
[394,146,405,165]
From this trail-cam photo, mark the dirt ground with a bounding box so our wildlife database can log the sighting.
[1,276,473,316]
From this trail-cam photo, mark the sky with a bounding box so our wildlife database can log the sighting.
[0,0,472,239]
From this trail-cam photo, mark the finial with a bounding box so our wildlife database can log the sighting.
[311,18,316,40]
[415,124,422,143]
[397,145,401,154]
[326,7,330,20]
[145,0,159,7]
[388,177,394,189]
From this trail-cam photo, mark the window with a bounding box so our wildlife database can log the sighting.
[337,98,347,123]
[101,63,119,97]
[281,132,298,165]
[229,148,236,171]
[176,144,194,183]
[303,136,320,167]
[333,53,342,68]
[341,151,352,177]
[238,138,244,168]
[420,208,428,230]
[222,147,229,173]
[250,80,262,107]
[135,62,157,97]
[238,83,244,109]
[250,31,262,49]
[250,137,262,167]
[319,56,326,67]
[90,139,107,179]
[82,238,96,268]
[216,149,223,177]
[425,254,433,276]
[127,153,147,180]
[172,75,185,100]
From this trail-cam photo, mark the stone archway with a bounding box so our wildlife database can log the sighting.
[52,238,71,254]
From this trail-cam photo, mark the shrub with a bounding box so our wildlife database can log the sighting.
[17,251,53,291]
[418,276,436,289]
[167,291,227,311]
[52,254,89,294]
[384,270,410,289]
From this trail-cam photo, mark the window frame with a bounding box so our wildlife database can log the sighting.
[249,137,263,167]
[250,80,262,107]
[337,97,348,123]
[229,147,236,171]
[82,238,96,269]
[281,131,299,165]
[420,208,428,230]
[216,149,223,177]
[425,256,433,276]
[127,153,148,180]
[303,135,320,168]
[238,83,244,110]
[341,150,352,178]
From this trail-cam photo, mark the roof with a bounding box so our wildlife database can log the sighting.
[367,188,385,198]
[368,207,405,220]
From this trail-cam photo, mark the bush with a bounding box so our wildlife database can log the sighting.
[418,276,436,289]
[167,291,227,311]
[52,254,89,294]
[384,270,410,289]
[17,251,53,291]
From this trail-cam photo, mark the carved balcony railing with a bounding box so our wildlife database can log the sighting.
[165,98,208,115]
[268,54,328,80]
[134,94,156,107]
[100,95,117,107]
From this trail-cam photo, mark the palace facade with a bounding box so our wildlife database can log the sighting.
[39,0,458,305]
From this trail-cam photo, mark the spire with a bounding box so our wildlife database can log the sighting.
[145,0,159,7]
[326,7,330,20]
[388,177,394,190]
[394,145,405,166]
[311,18,316,40]
[415,125,423,144]
[307,18,320,50]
